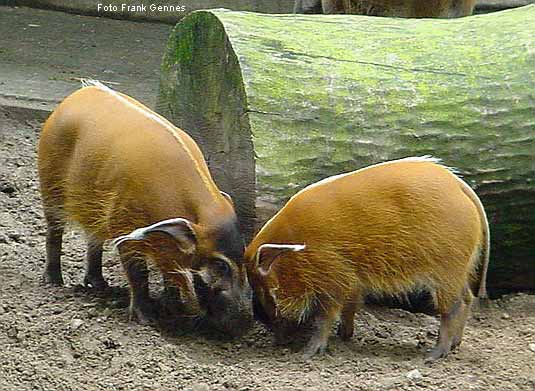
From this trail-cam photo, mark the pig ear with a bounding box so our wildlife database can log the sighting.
[220,191,234,206]
[255,244,306,276]
[111,218,197,254]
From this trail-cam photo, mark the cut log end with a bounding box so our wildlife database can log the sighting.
[157,11,256,239]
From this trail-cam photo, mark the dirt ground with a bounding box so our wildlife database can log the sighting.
[0,115,534,391]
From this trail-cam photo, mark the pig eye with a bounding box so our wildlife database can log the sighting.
[214,259,231,276]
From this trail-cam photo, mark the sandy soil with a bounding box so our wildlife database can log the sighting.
[1,116,534,390]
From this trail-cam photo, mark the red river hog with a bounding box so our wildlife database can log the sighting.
[38,80,253,335]
[245,157,489,360]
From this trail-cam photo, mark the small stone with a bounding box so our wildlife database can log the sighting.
[7,327,19,339]
[529,343,535,353]
[102,337,120,349]
[501,313,511,320]
[52,306,63,314]
[70,318,84,330]
[8,232,24,243]
[191,384,210,391]
[0,182,16,195]
[158,363,171,372]
[406,369,422,380]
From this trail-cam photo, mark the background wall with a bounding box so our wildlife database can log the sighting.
[0,0,294,23]
[1,0,534,23]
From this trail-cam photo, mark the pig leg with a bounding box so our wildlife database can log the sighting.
[451,285,474,349]
[426,284,473,362]
[303,303,342,359]
[337,290,363,341]
[120,252,159,323]
[83,237,108,290]
[42,212,65,285]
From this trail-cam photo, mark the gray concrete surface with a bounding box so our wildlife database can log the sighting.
[0,5,172,120]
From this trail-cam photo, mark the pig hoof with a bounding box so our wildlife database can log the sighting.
[451,336,462,350]
[129,301,160,324]
[273,329,293,346]
[83,275,109,290]
[42,272,64,286]
[476,295,490,310]
[273,335,289,346]
[129,308,157,324]
[425,346,450,363]
[302,341,327,360]
[337,325,354,341]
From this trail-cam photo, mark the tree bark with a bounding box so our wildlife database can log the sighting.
[157,6,535,293]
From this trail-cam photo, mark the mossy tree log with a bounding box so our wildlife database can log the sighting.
[157,7,535,293]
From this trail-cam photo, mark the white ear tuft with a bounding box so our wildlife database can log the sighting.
[255,243,306,276]
[110,227,147,251]
[220,191,234,206]
[110,218,197,254]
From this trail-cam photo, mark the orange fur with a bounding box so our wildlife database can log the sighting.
[246,157,489,359]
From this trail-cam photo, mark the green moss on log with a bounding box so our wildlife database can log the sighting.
[158,6,535,293]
